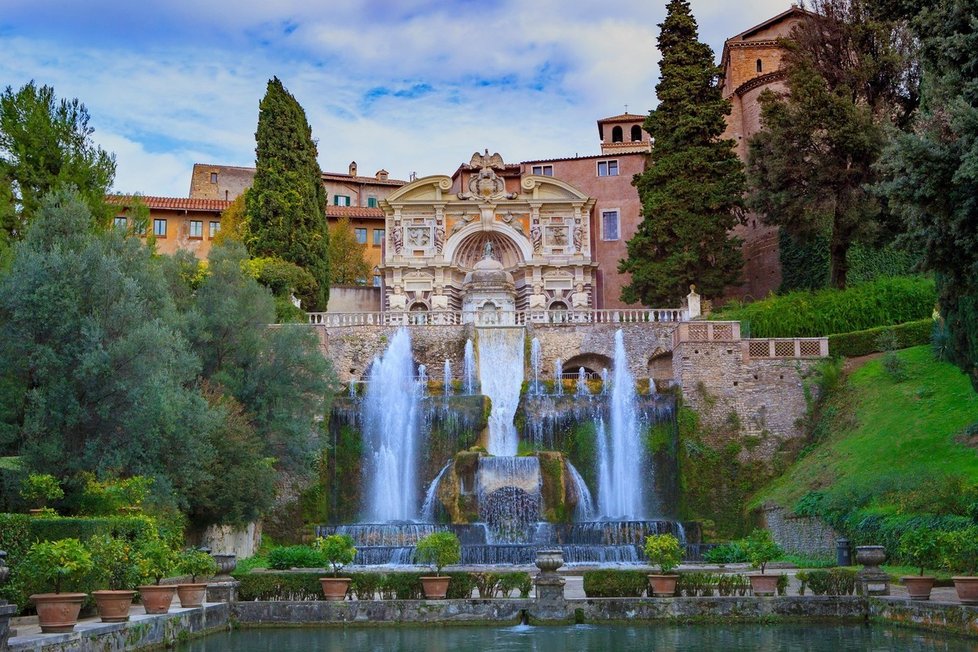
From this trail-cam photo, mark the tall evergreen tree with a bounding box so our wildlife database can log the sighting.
[619,0,746,306]
[245,78,330,310]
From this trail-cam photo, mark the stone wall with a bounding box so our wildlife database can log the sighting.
[326,286,382,313]
[759,504,841,558]
[527,322,676,381]
[192,522,262,559]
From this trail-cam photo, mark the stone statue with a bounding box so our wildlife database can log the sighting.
[388,285,407,310]
[571,283,589,308]
[457,150,518,202]
[573,224,583,252]
[389,226,403,254]
[482,240,495,260]
[434,225,445,253]
[451,213,475,234]
[530,225,542,253]
[502,211,525,235]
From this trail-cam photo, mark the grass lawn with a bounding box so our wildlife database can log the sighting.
[753,346,978,511]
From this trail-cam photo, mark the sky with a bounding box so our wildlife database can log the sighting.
[0,0,790,197]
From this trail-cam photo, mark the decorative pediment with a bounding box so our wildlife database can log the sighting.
[520,176,590,202]
[384,176,453,204]
[458,150,518,203]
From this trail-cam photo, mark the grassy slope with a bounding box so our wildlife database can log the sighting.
[753,346,978,510]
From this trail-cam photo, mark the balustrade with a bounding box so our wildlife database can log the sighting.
[307,308,688,328]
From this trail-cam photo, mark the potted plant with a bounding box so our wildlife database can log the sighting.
[897,529,941,600]
[414,531,461,599]
[315,535,357,601]
[176,549,218,608]
[644,533,683,597]
[20,473,64,515]
[137,538,178,614]
[87,534,142,622]
[22,538,93,633]
[744,529,783,596]
[942,527,978,605]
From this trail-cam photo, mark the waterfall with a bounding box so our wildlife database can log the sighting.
[477,456,541,543]
[463,339,476,394]
[362,328,422,522]
[530,337,542,395]
[596,330,646,519]
[601,368,609,394]
[420,462,451,522]
[575,367,589,396]
[476,328,524,456]
[443,359,452,397]
[566,460,595,521]
[553,358,563,396]
[417,364,428,398]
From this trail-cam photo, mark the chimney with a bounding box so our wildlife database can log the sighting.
[349,161,358,176]
[377,169,390,181]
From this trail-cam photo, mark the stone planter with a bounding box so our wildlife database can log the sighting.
[748,574,778,596]
[535,550,564,574]
[901,576,935,601]
[420,576,450,599]
[319,577,351,601]
[92,590,136,622]
[176,583,208,608]
[212,554,236,576]
[138,585,177,614]
[952,576,978,605]
[855,545,887,568]
[647,574,678,597]
[30,593,87,633]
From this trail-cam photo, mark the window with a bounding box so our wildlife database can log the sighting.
[153,219,167,237]
[612,125,623,143]
[355,228,367,244]
[209,221,221,238]
[372,275,382,287]
[189,220,203,238]
[531,165,554,176]
[373,228,384,246]
[367,196,378,208]
[597,160,619,177]
[113,216,127,230]
[756,58,763,73]
[210,172,218,184]
[601,210,620,241]
[631,125,643,142]
[334,195,351,206]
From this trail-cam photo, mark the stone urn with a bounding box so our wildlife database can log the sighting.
[856,545,891,596]
[855,545,887,569]
[0,551,9,585]
[535,549,564,576]
[212,554,237,576]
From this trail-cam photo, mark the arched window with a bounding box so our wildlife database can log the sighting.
[756,59,763,73]
[630,125,642,142]
[612,126,623,143]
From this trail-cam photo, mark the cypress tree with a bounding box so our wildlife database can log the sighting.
[620,0,745,306]
[246,77,330,310]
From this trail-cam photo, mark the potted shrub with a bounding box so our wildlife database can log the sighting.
[414,531,461,599]
[897,529,941,600]
[644,533,683,597]
[315,534,357,601]
[137,538,178,614]
[20,473,64,515]
[22,538,93,633]
[943,527,978,605]
[87,534,142,622]
[176,549,218,608]
[744,529,783,596]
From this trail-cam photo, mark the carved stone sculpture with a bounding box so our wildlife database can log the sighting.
[530,225,542,253]
[388,286,407,310]
[389,226,403,254]
[434,225,445,253]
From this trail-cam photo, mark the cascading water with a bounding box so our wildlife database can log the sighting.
[362,328,422,522]
[477,456,541,543]
[530,337,542,395]
[443,359,452,397]
[601,368,609,394]
[477,328,524,456]
[566,461,595,520]
[576,367,589,397]
[417,364,428,398]
[596,329,646,519]
[463,339,476,394]
[553,358,563,396]
[420,462,451,522]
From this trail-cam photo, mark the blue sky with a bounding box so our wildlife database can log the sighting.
[0,0,790,196]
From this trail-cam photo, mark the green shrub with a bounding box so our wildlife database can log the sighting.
[744,529,782,574]
[178,549,218,583]
[941,527,978,575]
[582,570,648,597]
[350,573,382,600]
[444,571,477,599]
[267,545,323,570]
[26,515,159,550]
[18,538,93,594]
[796,569,856,596]
[379,572,423,599]
[716,573,751,596]
[827,319,932,358]
[897,529,944,577]
[138,537,177,585]
[644,533,683,573]
[86,534,143,590]
[313,534,356,577]
[237,572,323,601]
[703,542,749,564]
[713,277,935,338]
[20,474,64,509]
[414,531,461,575]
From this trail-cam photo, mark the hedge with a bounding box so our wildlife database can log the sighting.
[582,570,648,597]
[828,319,932,358]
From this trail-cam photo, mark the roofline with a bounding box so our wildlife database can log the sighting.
[720,6,814,63]
[521,151,649,165]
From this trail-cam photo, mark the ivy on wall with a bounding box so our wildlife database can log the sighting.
[778,231,919,293]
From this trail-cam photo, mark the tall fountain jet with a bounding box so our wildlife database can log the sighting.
[477,328,524,456]
[362,328,422,522]
[596,330,646,519]
[530,337,542,395]
[443,359,452,397]
[463,339,476,394]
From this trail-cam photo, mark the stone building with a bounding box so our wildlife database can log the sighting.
[108,195,228,258]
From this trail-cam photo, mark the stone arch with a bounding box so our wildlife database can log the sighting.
[444,224,532,269]
[630,124,643,141]
[409,301,429,312]
[647,347,674,381]
[612,125,623,142]
[756,58,763,73]
[562,353,613,378]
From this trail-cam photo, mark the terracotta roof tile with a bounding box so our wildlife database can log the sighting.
[109,195,230,212]
[598,113,647,123]
[327,206,386,219]
[322,173,408,186]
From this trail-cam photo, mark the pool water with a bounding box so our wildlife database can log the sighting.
[177,623,978,651]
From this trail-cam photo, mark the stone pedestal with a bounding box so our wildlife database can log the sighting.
[856,545,890,596]
[0,602,16,650]
[206,580,240,603]
[532,549,567,621]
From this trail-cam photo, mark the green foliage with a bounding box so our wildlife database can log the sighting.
[744,529,782,573]
[471,572,533,598]
[267,545,323,570]
[582,570,648,597]
[313,534,356,577]
[20,473,63,508]
[234,571,494,601]
[178,549,218,583]
[676,571,753,597]
[75,474,152,516]
[0,81,116,233]
[713,276,935,338]
[796,569,857,596]
[827,319,932,358]
[619,0,745,305]
[138,537,177,585]
[19,538,93,594]
[940,527,978,576]
[86,534,143,590]
[643,533,683,573]
[777,230,919,292]
[328,216,371,285]
[242,255,318,309]
[245,77,330,310]
[414,531,461,575]
[898,529,944,576]
[702,541,749,564]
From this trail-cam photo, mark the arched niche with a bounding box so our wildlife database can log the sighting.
[448,227,528,270]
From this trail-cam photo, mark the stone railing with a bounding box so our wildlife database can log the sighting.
[307,308,687,328]
[674,321,829,359]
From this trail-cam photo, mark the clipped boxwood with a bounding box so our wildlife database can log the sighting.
[27,516,157,548]
[238,572,323,601]
[267,545,324,570]
[236,571,500,601]
[582,570,648,598]
[828,319,932,358]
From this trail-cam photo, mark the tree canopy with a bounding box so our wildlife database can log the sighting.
[619,0,746,306]
[245,77,330,310]
[328,216,371,284]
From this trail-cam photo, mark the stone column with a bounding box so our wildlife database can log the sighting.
[532,550,567,621]
[686,285,701,319]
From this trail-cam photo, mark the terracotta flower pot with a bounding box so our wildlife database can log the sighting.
[647,574,678,597]
[420,576,450,599]
[93,590,136,622]
[901,576,935,601]
[952,576,978,605]
[138,584,177,614]
[319,577,352,601]
[176,583,208,608]
[748,573,778,596]
[30,593,87,633]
